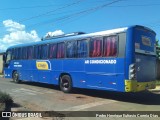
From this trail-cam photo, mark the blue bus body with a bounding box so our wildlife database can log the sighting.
[4,25,157,92]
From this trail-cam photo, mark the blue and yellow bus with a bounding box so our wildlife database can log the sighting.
[4,25,157,93]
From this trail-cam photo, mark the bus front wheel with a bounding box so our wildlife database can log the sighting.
[60,75,72,93]
[13,71,20,83]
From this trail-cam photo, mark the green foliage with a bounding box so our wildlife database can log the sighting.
[0,91,13,104]
[156,40,159,46]
[156,80,160,85]
[156,47,160,59]
[156,40,160,60]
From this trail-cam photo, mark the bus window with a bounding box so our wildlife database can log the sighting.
[66,41,77,58]
[77,39,88,58]
[6,50,12,63]
[89,37,102,57]
[22,47,27,59]
[41,44,48,59]
[103,36,117,57]
[48,44,57,59]
[11,49,15,60]
[57,43,65,58]
[28,46,34,59]
[34,45,41,59]
[14,48,21,60]
[19,48,22,59]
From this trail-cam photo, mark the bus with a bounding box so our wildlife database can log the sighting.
[3,25,157,93]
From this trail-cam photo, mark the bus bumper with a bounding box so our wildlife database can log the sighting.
[125,80,156,92]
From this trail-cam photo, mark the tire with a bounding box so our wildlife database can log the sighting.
[60,75,72,93]
[13,71,20,83]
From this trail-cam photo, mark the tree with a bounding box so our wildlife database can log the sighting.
[156,39,160,60]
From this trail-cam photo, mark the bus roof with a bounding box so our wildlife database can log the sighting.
[6,25,155,50]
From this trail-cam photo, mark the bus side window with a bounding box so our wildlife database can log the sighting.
[22,47,27,59]
[77,39,88,58]
[11,49,15,60]
[18,48,22,60]
[103,36,117,57]
[41,44,48,59]
[34,45,41,59]
[14,48,21,60]
[57,43,65,58]
[28,46,34,59]
[89,37,102,57]
[48,44,57,59]
[66,41,77,58]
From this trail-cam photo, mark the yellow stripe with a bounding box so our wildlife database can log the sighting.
[125,80,156,92]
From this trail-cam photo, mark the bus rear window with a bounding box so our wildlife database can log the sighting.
[134,28,155,53]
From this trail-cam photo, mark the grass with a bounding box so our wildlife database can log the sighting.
[0,91,13,104]
[156,80,160,85]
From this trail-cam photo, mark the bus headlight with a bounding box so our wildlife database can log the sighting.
[129,63,136,80]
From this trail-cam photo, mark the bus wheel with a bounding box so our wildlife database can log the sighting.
[13,71,20,83]
[60,75,72,93]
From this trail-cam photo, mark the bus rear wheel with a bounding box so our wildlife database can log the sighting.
[13,71,20,83]
[60,75,72,93]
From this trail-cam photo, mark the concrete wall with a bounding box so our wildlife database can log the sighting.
[0,54,3,73]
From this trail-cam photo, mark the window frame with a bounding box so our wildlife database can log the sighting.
[41,44,49,59]
[57,42,65,59]
[103,35,119,58]
[21,47,28,60]
[6,49,12,63]
[33,45,41,59]
[14,47,22,60]
[48,43,57,59]
[77,38,89,58]
[89,36,103,58]
[27,46,34,60]
[66,40,78,58]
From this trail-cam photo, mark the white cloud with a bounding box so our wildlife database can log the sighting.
[3,19,25,32]
[0,19,40,52]
[0,44,6,52]
[45,30,64,38]
[2,30,40,45]
[0,20,65,52]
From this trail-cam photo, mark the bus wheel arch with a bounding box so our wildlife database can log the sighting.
[59,73,73,93]
[12,70,21,83]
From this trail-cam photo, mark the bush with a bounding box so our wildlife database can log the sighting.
[0,91,13,104]
[156,81,160,85]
